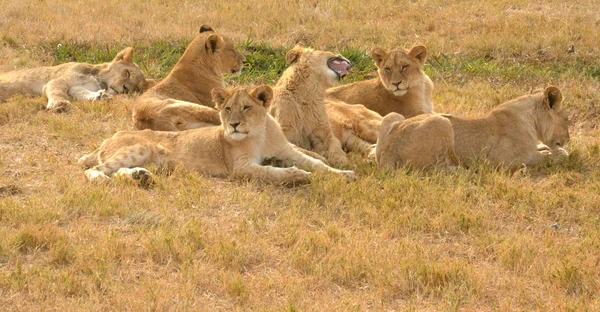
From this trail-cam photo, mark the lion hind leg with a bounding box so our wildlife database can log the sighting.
[84,144,155,182]
[43,79,72,112]
[78,148,101,168]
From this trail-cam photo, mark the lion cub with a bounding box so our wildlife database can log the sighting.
[327,46,434,118]
[0,47,150,112]
[376,86,569,169]
[269,46,352,165]
[132,25,245,131]
[79,86,355,184]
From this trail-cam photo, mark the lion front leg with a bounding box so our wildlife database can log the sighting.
[43,78,72,112]
[273,143,356,182]
[309,127,349,166]
[69,86,112,102]
[236,163,310,184]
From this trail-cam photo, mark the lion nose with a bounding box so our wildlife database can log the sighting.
[230,122,240,130]
[392,81,402,87]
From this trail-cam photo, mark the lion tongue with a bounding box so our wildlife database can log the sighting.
[329,59,351,79]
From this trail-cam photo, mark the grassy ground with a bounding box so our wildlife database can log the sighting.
[2,1,600,311]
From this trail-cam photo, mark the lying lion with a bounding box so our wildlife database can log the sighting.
[0,47,150,112]
[79,85,355,184]
[132,25,245,131]
[269,46,352,165]
[376,86,569,169]
[327,45,434,119]
[325,99,382,155]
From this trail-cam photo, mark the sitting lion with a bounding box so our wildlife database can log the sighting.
[269,46,352,165]
[132,25,245,131]
[0,47,150,112]
[326,45,434,119]
[376,86,569,169]
[79,86,355,184]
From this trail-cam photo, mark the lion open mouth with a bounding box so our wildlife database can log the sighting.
[328,57,351,79]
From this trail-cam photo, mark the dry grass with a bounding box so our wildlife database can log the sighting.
[2,1,600,311]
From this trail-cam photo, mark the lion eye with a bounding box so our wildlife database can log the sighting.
[224,107,231,113]
[243,106,251,111]
[125,69,131,79]
[384,67,391,73]
[402,65,409,71]
[123,85,129,93]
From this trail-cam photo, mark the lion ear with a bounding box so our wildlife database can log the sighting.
[408,45,427,65]
[286,46,304,65]
[199,25,214,33]
[205,34,224,54]
[543,86,563,111]
[113,47,134,64]
[141,78,157,91]
[250,85,273,109]
[370,47,387,67]
[212,88,230,109]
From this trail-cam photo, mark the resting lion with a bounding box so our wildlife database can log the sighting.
[79,85,355,184]
[325,99,382,155]
[0,47,150,112]
[326,45,434,118]
[132,25,245,131]
[376,86,569,169]
[269,46,352,165]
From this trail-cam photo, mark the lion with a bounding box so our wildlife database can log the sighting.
[325,99,382,155]
[326,45,434,119]
[132,25,245,131]
[376,86,569,169]
[0,47,150,112]
[269,46,353,166]
[78,85,355,184]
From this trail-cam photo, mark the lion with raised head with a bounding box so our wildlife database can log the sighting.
[326,45,434,118]
[79,86,354,184]
[269,46,353,166]
[376,86,569,169]
[0,47,150,112]
[132,25,245,131]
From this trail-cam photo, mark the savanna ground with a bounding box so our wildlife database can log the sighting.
[1,0,600,310]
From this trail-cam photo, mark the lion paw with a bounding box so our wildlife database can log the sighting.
[47,100,71,113]
[365,144,377,163]
[284,167,311,183]
[116,167,154,186]
[92,89,113,102]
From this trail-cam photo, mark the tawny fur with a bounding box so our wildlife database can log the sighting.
[376,113,457,169]
[0,47,150,112]
[325,99,382,155]
[79,86,355,184]
[327,45,434,118]
[132,25,245,131]
[376,86,570,169]
[269,46,350,166]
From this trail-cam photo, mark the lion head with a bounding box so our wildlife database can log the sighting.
[536,86,570,153]
[285,46,352,87]
[197,25,245,76]
[100,47,149,95]
[370,45,428,96]
[212,85,273,141]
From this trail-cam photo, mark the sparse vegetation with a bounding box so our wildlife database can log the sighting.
[2,0,600,311]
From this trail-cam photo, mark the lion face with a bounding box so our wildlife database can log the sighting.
[102,47,148,95]
[198,26,245,76]
[540,86,570,151]
[371,46,428,96]
[212,86,273,141]
[285,46,352,87]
